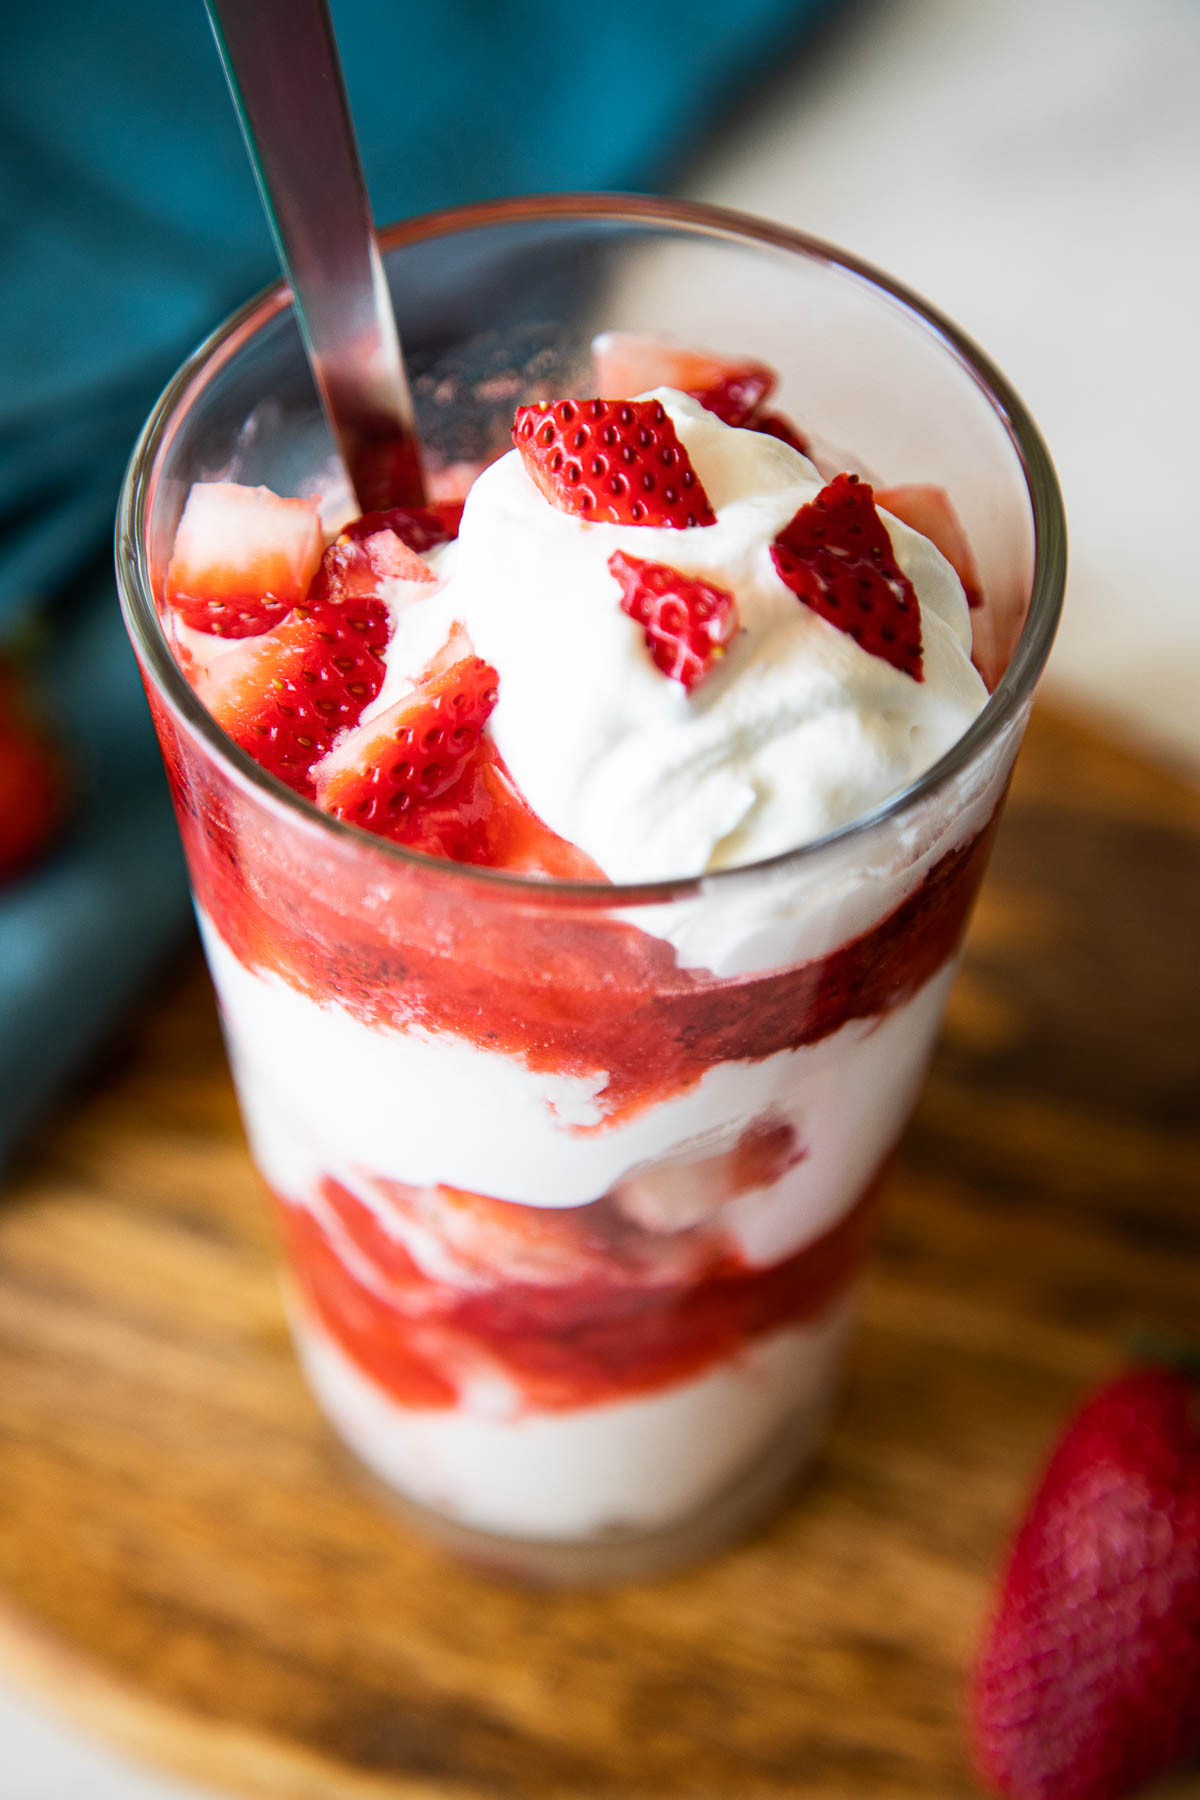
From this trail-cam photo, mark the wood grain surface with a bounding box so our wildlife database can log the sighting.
[0,705,1197,1800]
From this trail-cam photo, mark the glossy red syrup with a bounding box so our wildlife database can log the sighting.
[279,1158,886,1413]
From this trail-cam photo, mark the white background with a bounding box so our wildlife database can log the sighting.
[5,0,1197,1793]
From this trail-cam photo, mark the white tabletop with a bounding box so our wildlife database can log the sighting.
[5,1,1197,1794]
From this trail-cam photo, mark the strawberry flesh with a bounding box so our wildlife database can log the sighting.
[164,482,324,638]
[313,641,599,876]
[313,647,498,834]
[971,1365,1200,1800]
[512,398,716,529]
[616,1116,803,1234]
[199,581,391,795]
[771,472,923,681]
[390,743,603,877]
[751,410,812,458]
[308,521,436,605]
[338,502,463,557]
[592,331,775,428]
[875,482,983,609]
[607,550,739,692]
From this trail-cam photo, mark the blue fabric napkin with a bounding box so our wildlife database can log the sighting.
[0,0,834,1167]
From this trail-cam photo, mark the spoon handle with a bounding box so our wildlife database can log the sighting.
[205,0,426,510]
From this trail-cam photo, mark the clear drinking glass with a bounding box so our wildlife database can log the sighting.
[116,196,1065,1581]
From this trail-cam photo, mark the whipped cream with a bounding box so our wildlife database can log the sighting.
[363,390,988,884]
[293,1291,852,1540]
[204,903,955,1226]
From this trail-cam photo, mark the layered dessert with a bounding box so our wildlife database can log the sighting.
[155,336,996,1546]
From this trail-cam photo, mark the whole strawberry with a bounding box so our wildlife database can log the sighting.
[970,1365,1200,1800]
[0,655,67,886]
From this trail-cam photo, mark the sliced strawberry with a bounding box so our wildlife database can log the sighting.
[337,501,463,558]
[396,745,604,875]
[771,473,923,682]
[512,398,716,529]
[592,331,776,428]
[615,1117,803,1234]
[164,483,324,638]
[458,749,604,877]
[875,483,983,609]
[371,1173,709,1292]
[0,659,67,885]
[310,607,602,875]
[607,550,738,692]
[750,410,812,458]
[313,644,498,836]
[308,521,436,605]
[198,591,391,794]
[382,1180,615,1288]
[375,751,498,866]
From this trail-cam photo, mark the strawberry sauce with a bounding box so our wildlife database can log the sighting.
[279,1161,886,1414]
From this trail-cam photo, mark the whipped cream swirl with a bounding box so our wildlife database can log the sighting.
[366,390,988,884]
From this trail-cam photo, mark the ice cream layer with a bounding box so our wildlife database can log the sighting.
[292,1292,853,1540]
[203,907,955,1234]
[364,390,988,884]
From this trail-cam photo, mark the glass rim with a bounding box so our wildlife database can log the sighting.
[116,190,1067,907]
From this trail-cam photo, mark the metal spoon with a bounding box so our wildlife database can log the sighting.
[204,0,427,511]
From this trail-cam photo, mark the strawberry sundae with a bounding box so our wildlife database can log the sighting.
[150,332,1003,1557]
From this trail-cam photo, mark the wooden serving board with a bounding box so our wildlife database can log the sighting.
[0,706,1198,1800]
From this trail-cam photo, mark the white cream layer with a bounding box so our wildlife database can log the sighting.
[363,390,988,886]
[292,1292,853,1540]
[201,908,953,1248]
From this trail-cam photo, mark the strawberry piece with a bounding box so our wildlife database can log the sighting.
[616,1117,803,1234]
[308,523,436,605]
[875,482,983,609]
[374,748,498,867]
[607,550,738,692]
[310,611,601,873]
[198,589,391,795]
[591,331,776,428]
[313,641,498,836]
[512,398,716,529]
[195,515,431,791]
[970,1365,1200,1800]
[591,332,814,455]
[751,410,812,458]
[338,501,463,558]
[392,743,604,875]
[771,472,923,681]
[466,751,604,878]
[164,483,324,638]
[379,1179,621,1289]
[0,659,67,885]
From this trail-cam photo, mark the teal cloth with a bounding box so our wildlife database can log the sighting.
[0,0,834,1166]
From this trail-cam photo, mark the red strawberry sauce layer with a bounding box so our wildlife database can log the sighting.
[169,741,997,1127]
[279,1160,887,1413]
